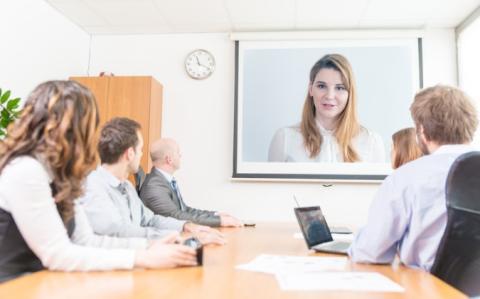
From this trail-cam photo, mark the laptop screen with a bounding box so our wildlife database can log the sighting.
[294,206,333,248]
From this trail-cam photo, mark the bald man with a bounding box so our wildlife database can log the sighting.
[139,138,243,227]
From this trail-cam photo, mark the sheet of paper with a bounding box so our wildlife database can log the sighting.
[293,232,303,239]
[236,254,348,274]
[276,271,404,292]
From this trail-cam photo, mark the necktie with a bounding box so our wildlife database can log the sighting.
[117,182,133,221]
[171,179,186,211]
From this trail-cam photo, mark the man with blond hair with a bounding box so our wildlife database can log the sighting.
[140,138,243,227]
[349,85,478,271]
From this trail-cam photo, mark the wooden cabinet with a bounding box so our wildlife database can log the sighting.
[70,76,162,171]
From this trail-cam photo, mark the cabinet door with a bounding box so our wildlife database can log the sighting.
[149,79,163,157]
[70,77,110,125]
[107,77,152,170]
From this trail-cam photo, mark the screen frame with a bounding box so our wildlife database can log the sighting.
[232,35,424,182]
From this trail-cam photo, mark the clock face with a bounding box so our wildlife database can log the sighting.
[185,49,215,80]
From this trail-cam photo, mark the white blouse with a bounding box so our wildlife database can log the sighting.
[0,156,148,272]
[268,124,385,163]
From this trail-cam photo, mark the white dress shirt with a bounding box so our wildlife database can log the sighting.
[0,156,147,272]
[348,144,476,271]
[156,168,173,184]
[268,124,385,162]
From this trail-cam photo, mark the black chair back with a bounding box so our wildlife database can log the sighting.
[431,151,480,297]
[134,166,146,195]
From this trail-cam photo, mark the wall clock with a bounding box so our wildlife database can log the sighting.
[185,49,215,80]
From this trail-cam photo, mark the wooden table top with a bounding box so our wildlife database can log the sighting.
[0,223,466,299]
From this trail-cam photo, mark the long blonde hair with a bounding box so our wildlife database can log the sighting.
[300,54,360,162]
[0,81,100,222]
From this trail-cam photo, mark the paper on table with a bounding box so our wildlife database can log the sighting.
[293,232,304,239]
[276,271,404,292]
[236,254,348,274]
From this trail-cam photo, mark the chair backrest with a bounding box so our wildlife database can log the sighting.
[431,151,480,297]
[134,166,146,195]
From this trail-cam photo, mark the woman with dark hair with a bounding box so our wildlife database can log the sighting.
[391,127,423,169]
[268,54,385,163]
[0,81,196,283]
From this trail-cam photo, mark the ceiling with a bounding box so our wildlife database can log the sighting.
[46,0,480,35]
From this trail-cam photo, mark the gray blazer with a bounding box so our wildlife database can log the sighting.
[139,168,221,227]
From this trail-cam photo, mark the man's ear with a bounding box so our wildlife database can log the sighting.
[417,125,428,142]
[125,147,135,161]
[417,124,423,134]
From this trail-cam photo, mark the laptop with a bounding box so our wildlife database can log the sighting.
[294,206,351,254]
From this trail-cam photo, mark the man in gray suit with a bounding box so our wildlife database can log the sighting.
[140,138,243,227]
[81,118,225,245]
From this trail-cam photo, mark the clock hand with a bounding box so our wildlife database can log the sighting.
[197,60,211,69]
[195,56,201,66]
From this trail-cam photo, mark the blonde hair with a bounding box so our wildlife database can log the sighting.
[300,54,360,162]
[0,81,100,222]
[391,128,422,169]
[410,85,478,145]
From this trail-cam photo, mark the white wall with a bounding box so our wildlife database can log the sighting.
[422,29,458,87]
[458,15,480,100]
[88,30,457,228]
[0,0,90,101]
[458,16,480,147]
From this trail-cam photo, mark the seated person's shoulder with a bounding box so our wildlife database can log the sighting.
[273,125,301,137]
[143,172,167,187]
[286,124,301,134]
[85,168,104,186]
[140,175,165,195]
[3,156,49,180]
[357,127,382,142]
[81,168,121,201]
[387,154,437,187]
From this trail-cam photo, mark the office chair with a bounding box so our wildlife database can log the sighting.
[431,151,480,297]
[134,166,146,195]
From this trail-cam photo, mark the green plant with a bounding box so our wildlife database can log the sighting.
[0,88,21,137]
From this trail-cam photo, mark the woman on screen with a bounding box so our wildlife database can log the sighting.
[268,54,385,163]
[0,81,196,283]
[391,127,423,169]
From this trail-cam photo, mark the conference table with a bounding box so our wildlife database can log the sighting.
[0,223,466,299]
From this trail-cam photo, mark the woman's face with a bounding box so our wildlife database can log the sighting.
[309,68,349,122]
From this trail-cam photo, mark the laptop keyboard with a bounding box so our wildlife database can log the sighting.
[314,241,351,253]
[329,241,351,251]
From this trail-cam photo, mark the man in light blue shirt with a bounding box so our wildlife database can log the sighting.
[81,117,225,245]
[349,85,478,271]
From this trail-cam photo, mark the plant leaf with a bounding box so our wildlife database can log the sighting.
[0,90,10,104]
[7,98,20,110]
[1,109,9,118]
[0,117,10,128]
